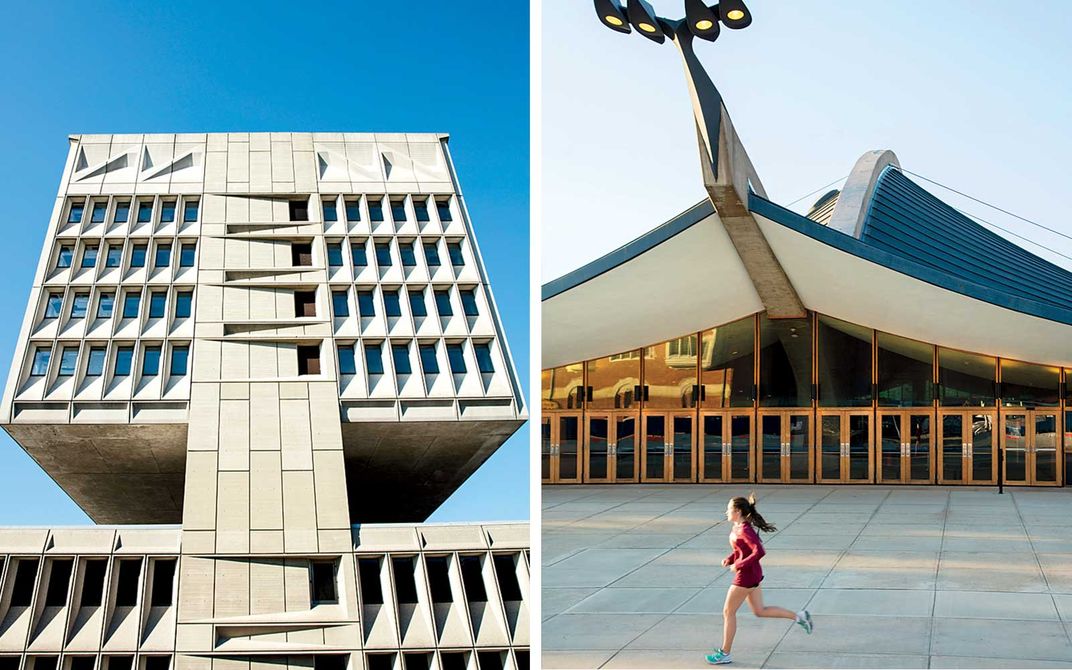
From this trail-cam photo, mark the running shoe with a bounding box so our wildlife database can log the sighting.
[795,609,813,634]
[705,648,733,665]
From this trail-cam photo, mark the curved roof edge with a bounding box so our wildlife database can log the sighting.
[541,199,714,301]
[750,193,1072,327]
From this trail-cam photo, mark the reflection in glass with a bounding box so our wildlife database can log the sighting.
[939,348,995,406]
[1004,414,1026,482]
[672,416,693,480]
[880,415,901,482]
[588,417,609,480]
[1035,414,1057,482]
[616,416,637,480]
[820,415,841,480]
[586,352,640,410]
[848,414,870,480]
[730,416,751,480]
[1001,360,1060,407]
[759,315,811,407]
[701,316,754,408]
[789,415,809,480]
[972,414,994,482]
[541,420,551,480]
[558,416,579,480]
[877,332,933,407]
[644,336,698,409]
[645,415,665,479]
[543,365,584,411]
[761,415,782,480]
[909,415,931,480]
[817,315,872,407]
[703,415,723,480]
[942,415,963,481]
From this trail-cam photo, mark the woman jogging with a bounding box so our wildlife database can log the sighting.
[706,493,813,665]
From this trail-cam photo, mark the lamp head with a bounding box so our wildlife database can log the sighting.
[719,0,752,29]
[626,0,667,43]
[685,0,720,40]
[594,0,631,33]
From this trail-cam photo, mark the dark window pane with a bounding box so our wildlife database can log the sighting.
[144,659,169,670]
[143,347,161,376]
[155,244,171,268]
[414,198,430,222]
[424,243,440,267]
[297,345,320,375]
[434,290,453,317]
[460,555,486,601]
[106,246,122,267]
[175,292,192,319]
[357,291,375,317]
[477,652,503,670]
[311,560,337,602]
[98,293,114,318]
[11,559,39,606]
[114,201,130,223]
[436,198,452,222]
[137,201,153,223]
[150,559,176,607]
[81,246,98,268]
[1002,360,1060,407]
[368,198,384,222]
[332,291,349,317]
[291,243,313,267]
[817,315,872,407]
[365,344,384,374]
[57,246,73,268]
[131,245,147,268]
[447,343,466,374]
[759,314,812,407]
[475,343,494,373]
[327,243,343,267]
[392,344,411,374]
[122,294,140,319]
[322,199,338,222]
[366,656,393,670]
[58,348,78,375]
[358,557,383,605]
[31,349,51,376]
[408,290,427,317]
[170,346,189,376]
[399,242,416,266]
[447,242,464,266]
[419,344,439,374]
[115,559,141,606]
[877,331,933,407]
[289,199,309,221]
[45,293,63,318]
[425,556,451,603]
[345,199,360,222]
[461,289,479,316]
[384,291,401,317]
[375,243,392,267]
[351,243,368,267]
[71,294,89,318]
[68,201,84,223]
[183,201,198,222]
[700,316,754,409]
[440,654,467,670]
[391,199,407,222]
[90,202,107,223]
[80,559,106,607]
[939,348,996,406]
[493,554,522,600]
[338,345,356,374]
[160,201,175,223]
[392,557,418,604]
[149,292,166,318]
[179,244,196,267]
[114,347,134,376]
[86,348,106,376]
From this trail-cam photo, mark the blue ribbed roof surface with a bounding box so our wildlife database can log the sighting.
[860,167,1072,314]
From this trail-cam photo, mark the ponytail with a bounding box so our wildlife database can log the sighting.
[731,492,777,533]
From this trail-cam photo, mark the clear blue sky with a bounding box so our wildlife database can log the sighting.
[543,0,1072,280]
[0,1,529,524]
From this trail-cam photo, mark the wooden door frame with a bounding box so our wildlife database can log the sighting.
[641,412,670,483]
[936,409,969,485]
[816,409,873,483]
[667,411,698,483]
[698,411,729,483]
[553,412,584,484]
[584,412,613,484]
[541,415,553,484]
[756,410,789,483]
[611,411,641,483]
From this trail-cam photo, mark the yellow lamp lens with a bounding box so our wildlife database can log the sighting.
[727,9,745,20]
[605,15,624,26]
[638,22,656,32]
[695,19,714,30]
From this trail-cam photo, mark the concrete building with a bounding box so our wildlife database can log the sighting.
[542,148,1072,488]
[0,133,529,670]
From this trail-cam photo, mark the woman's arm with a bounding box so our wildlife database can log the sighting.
[733,525,766,569]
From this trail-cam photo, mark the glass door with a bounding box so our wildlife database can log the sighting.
[877,411,933,483]
[541,417,552,483]
[553,413,582,484]
[642,413,668,482]
[586,414,611,483]
[614,413,639,482]
[728,414,753,482]
[758,413,784,483]
[1002,412,1029,485]
[758,411,810,483]
[1033,412,1059,485]
[699,412,754,483]
[968,412,997,484]
[817,411,871,482]
[940,411,997,484]
[669,413,696,482]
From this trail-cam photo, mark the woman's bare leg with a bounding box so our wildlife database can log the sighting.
[721,585,752,652]
[746,586,797,620]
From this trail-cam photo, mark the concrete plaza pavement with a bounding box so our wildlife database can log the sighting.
[542,484,1072,668]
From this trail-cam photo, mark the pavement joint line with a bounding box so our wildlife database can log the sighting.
[927,484,951,669]
[1012,487,1072,649]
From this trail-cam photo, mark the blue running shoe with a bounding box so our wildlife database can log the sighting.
[795,609,813,634]
[705,648,733,665]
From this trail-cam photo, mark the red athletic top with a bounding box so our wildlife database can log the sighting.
[724,521,765,587]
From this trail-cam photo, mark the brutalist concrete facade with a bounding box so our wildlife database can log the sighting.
[0,133,529,670]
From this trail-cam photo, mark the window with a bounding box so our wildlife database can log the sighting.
[419,344,439,374]
[434,290,453,317]
[383,290,401,317]
[46,562,72,604]
[399,241,416,267]
[90,202,107,224]
[114,200,130,223]
[44,293,62,319]
[447,241,464,266]
[155,244,171,268]
[345,198,361,222]
[179,243,196,267]
[493,554,522,600]
[31,348,50,376]
[392,557,419,605]
[68,201,84,224]
[440,654,468,670]
[322,197,338,222]
[131,245,147,268]
[136,201,153,223]
[461,289,479,316]
[57,246,73,268]
[338,345,357,374]
[105,245,122,268]
[289,199,309,221]
[183,200,199,223]
[79,559,106,607]
[143,346,162,376]
[365,343,384,374]
[424,242,441,267]
[408,290,427,317]
[71,293,89,318]
[366,657,394,670]
[86,347,106,377]
[391,198,407,222]
[115,559,141,606]
[150,559,176,607]
[447,343,466,374]
[817,315,872,407]
[357,291,375,317]
[351,242,368,267]
[475,343,495,373]
[109,658,133,670]
[368,197,384,222]
[392,344,412,374]
[144,658,170,670]
[297,345,321,375]
[122,293,140,319]
[332,291,349,317]
[425,556,452,603]
[10,559,39,606]
[414,198,430,222]
[114,346,133,376]
[97,293,115,318]
[160,201,176,223]
[175,292,192,318]
[327,242,343,267]
[291,242,313,266]
[81,246,98,268]
[759,314,812,407]
[294,291,317,317]
[149,292,166,318]
[358,557,383,605]
[436,198,453,222]
[375,242,392,267]
[170,346,189,376]
[58,348,78,376]
[460,555,486,601]
[310,560,337,603]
